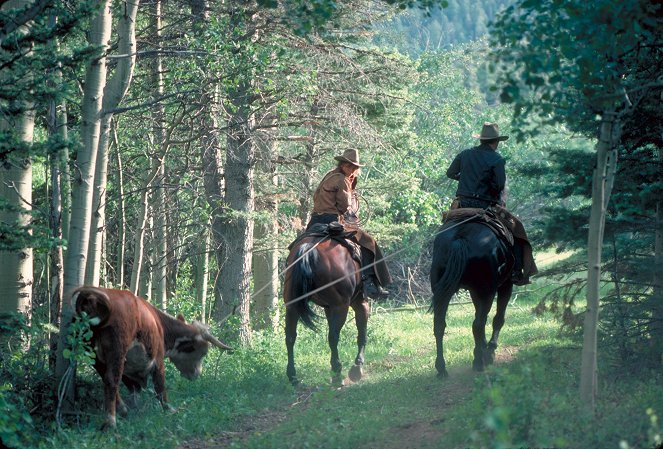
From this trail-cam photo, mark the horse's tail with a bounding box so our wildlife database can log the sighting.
[287,242,319,331]
[430,239,468,316]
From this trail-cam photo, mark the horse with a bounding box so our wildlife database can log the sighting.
[283,233,368,385]
[429,219,514,377]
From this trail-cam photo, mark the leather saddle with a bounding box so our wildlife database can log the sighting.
[289,222,362,264]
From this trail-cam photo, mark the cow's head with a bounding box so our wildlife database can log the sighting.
[167,319,232,380]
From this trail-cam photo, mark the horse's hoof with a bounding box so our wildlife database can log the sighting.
[348,364,363,382]
[437,369,449,379]
[331,374,344,387]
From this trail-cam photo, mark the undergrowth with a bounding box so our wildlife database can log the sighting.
[1,290,661,449]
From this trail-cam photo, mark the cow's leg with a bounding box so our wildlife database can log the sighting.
[91,359,130,417]
[487,282,512,365]
[285,306,299,385]
[100,350,125,430]
[349,297,369,382]
[325,305,349,385]
[152,359,174,412]
[470,290,493,372]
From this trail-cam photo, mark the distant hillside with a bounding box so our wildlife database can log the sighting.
[374,0,514,57]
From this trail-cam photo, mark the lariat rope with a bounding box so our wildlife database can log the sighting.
[281,211,483,307]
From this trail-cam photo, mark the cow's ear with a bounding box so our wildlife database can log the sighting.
[176,314,185,322]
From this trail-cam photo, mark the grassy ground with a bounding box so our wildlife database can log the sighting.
[35,282,663,449]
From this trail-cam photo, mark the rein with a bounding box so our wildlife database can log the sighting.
[282,211,483,307]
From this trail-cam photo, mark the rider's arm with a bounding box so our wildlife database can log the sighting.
[446,153,462,180]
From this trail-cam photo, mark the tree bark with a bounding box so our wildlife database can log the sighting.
[57,0,113,395]
[112,123,127,288]
[150,0,168,308]
[86,0,139,286]
[195,222,211,324]
[0,0,35,350]
[580,109,620,410]
[652,144,663,365]
[47,46,68,367]
[215,84,255,346]
[252,125,279,331]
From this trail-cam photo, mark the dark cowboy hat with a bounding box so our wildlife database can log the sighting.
[472,122,509,141]
[334,149,364,167]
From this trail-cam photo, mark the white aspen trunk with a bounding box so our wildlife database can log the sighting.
[139,214,153,300]
[150,0,167,308]
[112,124,126,288]
[580,110,620,410]
[195,223,211,324]
[130,185,150,294]
[47,48,67,366]
[0,0,35,346]
[0,114,35,331]
[86,0,139,286]
[57,0,113,388]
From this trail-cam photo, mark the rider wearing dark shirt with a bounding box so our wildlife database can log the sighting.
[446,122,531,285]
[446,142,506,209]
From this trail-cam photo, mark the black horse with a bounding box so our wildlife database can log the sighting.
[284,235,368,385]
[429,220,514,377]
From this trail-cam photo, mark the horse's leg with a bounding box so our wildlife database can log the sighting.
[349,297,369,382]
[285,306,300,385]
[487,282,513,365]
[325,305,349,384]
[433,298,451,378]
[470,290,492,372]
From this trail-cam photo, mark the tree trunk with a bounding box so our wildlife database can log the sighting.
[57,0,113,397]
[47,57,68,368]
[214,85,255,346]
[86,0,139,286]
[150,0,168,308]
[188,0,229,327]
[252,126,279,331]
[112,123,127,288]
[296,100,321,228]
[195,222,211,324]
[651,146,663,364]
[130,182,151,294]
[0,0,35,350]
[580,110,620,410]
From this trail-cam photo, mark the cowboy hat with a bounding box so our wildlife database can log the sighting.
[472,122,509,141]
[334,149,364,167]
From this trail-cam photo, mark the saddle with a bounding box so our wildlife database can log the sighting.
[442,207,515,246]
[289,222,362,264]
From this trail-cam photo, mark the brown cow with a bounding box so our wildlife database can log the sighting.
[72,286,231,430]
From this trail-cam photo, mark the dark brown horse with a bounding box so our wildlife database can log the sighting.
[284,235,368,385]
[429,220,514,377]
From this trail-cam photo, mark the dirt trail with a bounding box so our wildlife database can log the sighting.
[179,347,519,449]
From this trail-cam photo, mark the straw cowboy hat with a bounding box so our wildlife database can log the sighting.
[473,122,509,141]
[334,149,364,167]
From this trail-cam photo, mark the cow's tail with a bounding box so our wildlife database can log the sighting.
[286,242,319,331]
[430,239,468,316]
[72,286,111,326]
